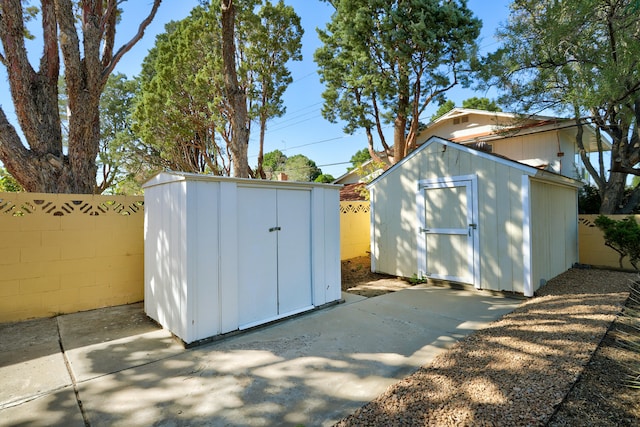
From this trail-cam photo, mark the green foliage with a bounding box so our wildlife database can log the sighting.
[284,154,322,182]
[594,215,640,270]
[358,159,386,181]
[481,0,640,213]
[578,185,602,214]
[132,1,302,176]
[262,149,288,179]
[260,150,323,182]
[97,73,140,194]
[315,0,481,163]
[430,100,456,122]
[408,274,428,285]
[0,168,23,192]
[461,97,502,112]
[348,148,371,171]
[314,174,335,183]
[57,72,143,194]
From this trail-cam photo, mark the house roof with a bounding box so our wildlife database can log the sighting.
[368,136,584,190]
[431,107,560,125]
[339,183,368,201]
[423,108,609,152]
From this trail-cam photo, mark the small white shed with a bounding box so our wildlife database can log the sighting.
[368,136,581,297]
[143,172,341,345]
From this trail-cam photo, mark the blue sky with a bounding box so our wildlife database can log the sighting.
[0,0,512,179]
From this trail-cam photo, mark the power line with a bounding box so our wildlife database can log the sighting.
[288,71,317,85]
[317,161,352,167]
[266,108,322,132]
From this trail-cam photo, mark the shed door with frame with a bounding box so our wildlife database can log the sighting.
[417,176,479,287]
[237,187,312,329]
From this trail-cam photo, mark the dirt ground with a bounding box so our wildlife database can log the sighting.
[341,255,413,297]
[547,282,640,426]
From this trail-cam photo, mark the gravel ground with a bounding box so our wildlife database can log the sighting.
[335,268,639,426]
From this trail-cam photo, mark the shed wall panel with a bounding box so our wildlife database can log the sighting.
[371,156,417,276]
[189,181,220,340]
[144,181,188,338]
[322,188,342,302]
[529,180,578,291]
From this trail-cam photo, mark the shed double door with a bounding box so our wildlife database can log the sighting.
[237,187,313,328]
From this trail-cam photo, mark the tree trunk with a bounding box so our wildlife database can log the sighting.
[599,173,627,214]
[393,115,407,163]
[257,112,267,179]
[0,0,162,193]
[393,63,410,164]
[221,0,250,178]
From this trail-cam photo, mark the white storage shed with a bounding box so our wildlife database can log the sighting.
[143,172,341,345]
[368,137,581,297]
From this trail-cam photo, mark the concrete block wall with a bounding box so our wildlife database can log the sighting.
[0,193,144,323]
[340,201,370,260]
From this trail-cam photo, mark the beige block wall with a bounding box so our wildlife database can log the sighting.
[579,214,640,270]
[340,201,370,260]
[0,192,144,323]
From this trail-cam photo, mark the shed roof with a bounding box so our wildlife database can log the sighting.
[143,171,341,190]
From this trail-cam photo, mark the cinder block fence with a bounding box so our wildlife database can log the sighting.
[339,201,370,260]
[0,192,144,323]
[578,214,640,270]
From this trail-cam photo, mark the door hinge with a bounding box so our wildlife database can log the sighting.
[419,227,429,233]
[269,226,282,232]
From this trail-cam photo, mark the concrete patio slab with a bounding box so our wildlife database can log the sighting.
[0,386,84,427]
[0,317,71,409]
[0,287,521,426]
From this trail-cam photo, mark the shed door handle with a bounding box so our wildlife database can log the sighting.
[269,226,281,232]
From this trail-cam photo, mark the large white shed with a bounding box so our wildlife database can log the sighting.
[368,136,581,297]
[143,172,341,345]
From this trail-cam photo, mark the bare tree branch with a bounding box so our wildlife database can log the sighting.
[0,107,40,190]
[55,0,83,101]
[100,0,118,69]
[102,0,162,80]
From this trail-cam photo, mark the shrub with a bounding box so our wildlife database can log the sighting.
[594,215,640,270]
